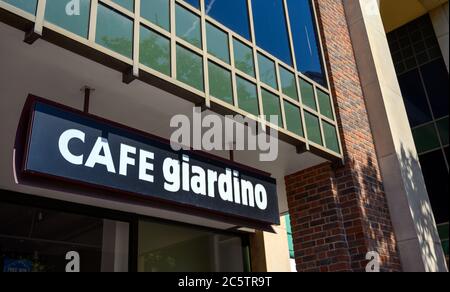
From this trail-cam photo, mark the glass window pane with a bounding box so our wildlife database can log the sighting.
[176,4,202,48]
[3,0,37,14]
[237,77,259,116]
[45,0,90,38]
[398,69,432,127]
[419,150,449,224]
[184,0,200,9]
[437,118,449,146]
[234,39,254,77]
[323,121,340,153]
[258,54,278,90]
[300,78,316,110]
[96,4,133,58]
[305,112,322,145]
[317,89,334,120]
[138,220,245,272]
[141,0,170,31]
[206,23,230,64]
[252,0,292,65]
[280,67,298,100]
[205,0,250,40]
[111,0,134,11]
[140,25,171,76]
[177,45,204,91]
[284,101,304,137]
[420,59,449,118]
[209,62,233,105]
[287,0,326,86]
[413,124,441,153]
[262,90,282,127]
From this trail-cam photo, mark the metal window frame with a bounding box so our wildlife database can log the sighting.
[0,0,344,161]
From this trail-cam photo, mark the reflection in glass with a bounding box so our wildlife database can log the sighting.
[420,59,449,119]
[305,112,322,145]
[45,0,91,38]
[209,62,233,105]
[3,0,37,15]
[412,124,441,153]
[112,0,134,11]
[140,26,171,76]
[205,0,251,40]
[96,4,133,58]
[258,54,278,90]
[280,67,298,100]
[207,23,230,64]
[252,0,292,65]
[141,0,170,31]
[317,89,334,120]
[237,77,259,116]
[184,0,200,9]
[234,39,255,77]
[177,45,204,91]
[287,0,326,86]
[300,78,316,110]
[176,4,202,48]
[284,101,304,137]
[323,121,339,153]
[262,90,283,127]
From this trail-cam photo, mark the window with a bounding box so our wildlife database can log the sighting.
[280,66,298,101]
[300,78,316,110]
[111,0,134,11]
[3,0,37,15]
[323,121,339,153]
[208,62,233,105]
[412,124,441,153]
[420,59,449,119]
[258,53,278,90]
[140,25,171,76]
[237,77,259,116]
[205,0,251,40]
[206,23,230,64]
[177,45,204,91]
[437,118,449,146]
[138,220,246,272]
[262,90,283,127]
[183,0,200,9]
[176,4,202,48]
[45,0,91,38]
[252,0,292,65]
[317,89,334,120]
[141,0,170,31]
[284,101,303,137]
[233,39,255,77]
[287,0,326,86]
[304,112,322,145]
[96,4,133,58]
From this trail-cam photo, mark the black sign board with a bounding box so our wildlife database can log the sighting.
[21,97,280,225]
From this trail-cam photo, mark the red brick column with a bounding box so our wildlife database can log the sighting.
[285,0,402,272]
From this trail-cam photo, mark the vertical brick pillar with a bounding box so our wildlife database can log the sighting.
[285,0,402,272]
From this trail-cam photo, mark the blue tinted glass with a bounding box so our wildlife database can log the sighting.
[184,0,200,9]
[287,0,326,86]
[398,69,433,127]
[205,0,251,40]
[252,0,292,65]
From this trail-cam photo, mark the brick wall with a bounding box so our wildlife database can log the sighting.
[285,0,402,272]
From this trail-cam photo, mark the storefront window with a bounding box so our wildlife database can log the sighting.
[138,220,246,272]
[0,202,129,272]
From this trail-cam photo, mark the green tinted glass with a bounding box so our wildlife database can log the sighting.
[258,54,278,89]
[176,4,202,48]
[209,62,233,104]
[280,67,298,100]
[96,4,133,58]
[112,0,134,11]
[300,78,316,110]
[317,89,334,120]
[262,90,282,127]
[413,124,440,153]
[323,121,340,153]
[233,39,254,77]
[437,118,449,146]
[284,101,304,137]
[141,0,170,31]
[305,112,322,145]
[177,45,204,91]
[4,0,37,14]
[206,23,230,64]
[140,25,170,76]
[237,77,259,116]
[45,0,90,38]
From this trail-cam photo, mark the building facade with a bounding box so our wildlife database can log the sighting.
[0,0,447,272]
